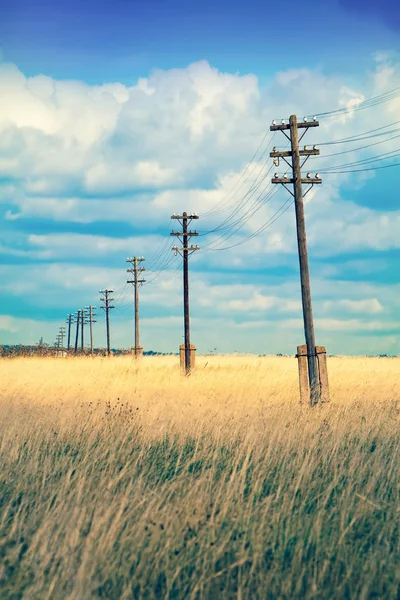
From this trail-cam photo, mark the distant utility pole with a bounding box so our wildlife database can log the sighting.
[99,290,114,356]
[126,257,146,357]
[171,212,199,375]
[85,305,97,355]
[59,326,66,350]
[74,309,81,354]
[80,308,88,353]
[66,314,74,350]
[270,114,321,404]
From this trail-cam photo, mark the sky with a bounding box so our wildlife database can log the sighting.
[0,0,399,355]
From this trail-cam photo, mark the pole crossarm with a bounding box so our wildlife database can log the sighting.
[270,149,320,158]
[270,120,319,131]
[272,177,322,185]
[170,231,199,236]
[171,214,199,220]
[172,245,200,258]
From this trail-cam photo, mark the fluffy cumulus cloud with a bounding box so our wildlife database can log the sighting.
[0,54,400,353]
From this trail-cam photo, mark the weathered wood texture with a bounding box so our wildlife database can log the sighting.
[290,115,320,405]
[297,344,310,404]
[316,346,330,403]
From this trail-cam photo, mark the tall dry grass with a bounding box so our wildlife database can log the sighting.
[1,355,400,599]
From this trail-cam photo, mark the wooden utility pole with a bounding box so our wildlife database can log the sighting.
[59,326,66,350]
[127,257,146,357]
[66,314,74,350]
[74,310,81,354]
[171,212,199,375]
[85,305,97,355]
[99,290,114,356]
[270,115,322,405]
[80,309,86,352]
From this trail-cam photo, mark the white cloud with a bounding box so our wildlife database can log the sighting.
[1,56,400,353]
[1,55,400,259]
[323,298,384,314]
[84,161,178,193]
[0,314,52,338]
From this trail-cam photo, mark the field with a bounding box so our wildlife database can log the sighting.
[1,355,400,599]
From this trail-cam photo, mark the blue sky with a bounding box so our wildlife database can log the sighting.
[0,0,399,354]
[1,0,399,83]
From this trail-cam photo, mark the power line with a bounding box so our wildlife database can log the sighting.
[320,147,400,172]
[150,265,182,287]
[317,132,400,158]
[318,122,400,146]
[201,130,274,217]
[199,159,274,236]
[145,253,180,285]
[205,195,293,252]
[201,185,281,251]
[321,161,400,174]
[315,86,400,119]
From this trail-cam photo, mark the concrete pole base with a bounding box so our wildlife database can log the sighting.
[132,346,143,358]
[179,344,196,373]
[296,344,330,404]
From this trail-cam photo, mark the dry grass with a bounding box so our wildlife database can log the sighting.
[1,355,400,599]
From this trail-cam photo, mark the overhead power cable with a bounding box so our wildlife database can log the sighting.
[315,86,400,119]
[201,130,275,217]
[201,185,282,252]
[199,161,274,237]
[320,147,400,172]
[205,196,293,253]
[321,161,400,174]
[318,132,400,158]
[318,124,400,146]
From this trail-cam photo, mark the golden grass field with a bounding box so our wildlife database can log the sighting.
[1,355,400,599]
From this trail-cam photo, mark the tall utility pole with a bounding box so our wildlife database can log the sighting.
[126,257,146,356]
[85,306,97,355]
[66,314,74,350]
[270,114,321,404]
[74,310,81,354]
[171,212,199,374]
[99,290,114,356]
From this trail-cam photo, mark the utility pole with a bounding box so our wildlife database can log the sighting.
[66,314,74,350]
[74,310,81,354]
[59,326,66,350]
[85,306,97,355]
[171,212,199,375]
[99,290,114,356]
[270,114,321,404]
[127,257,146,357]
[80,308,88,353]
[55,333,63,356]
